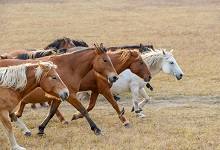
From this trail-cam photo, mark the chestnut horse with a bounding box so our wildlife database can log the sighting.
[15,48,152,127]
[0,44,118,136]
[0,61,69,150]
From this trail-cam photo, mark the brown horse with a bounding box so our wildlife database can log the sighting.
[0,43,118,136]
[0,61,69,150]
[15,48,152,127]
[0,37,76,59]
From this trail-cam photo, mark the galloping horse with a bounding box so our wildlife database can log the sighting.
[0,61,69,150]
[71,49,151,126]
[110,49,184,118]
[2,44,118,136]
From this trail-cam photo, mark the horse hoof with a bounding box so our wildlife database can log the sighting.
[24,132,32,137]
[71,114,78,120]
[123,121,131,127]
[136,113,145,118]
[94,129,104,136]
[62,120,69,125]
[37,132,46,137]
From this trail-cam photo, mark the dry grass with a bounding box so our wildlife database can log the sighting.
[0,0,220,149]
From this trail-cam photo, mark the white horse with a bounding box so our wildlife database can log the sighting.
[110,49,184,118]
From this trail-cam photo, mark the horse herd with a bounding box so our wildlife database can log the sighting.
[0,37,183,150]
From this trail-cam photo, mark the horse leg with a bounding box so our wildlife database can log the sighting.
[37,99,61,136]
[0,111,26,150]
[40,102,49,107]
[138,87,150,110]
[47,100,69,124]
[9,113,31,136]
[31,103,37,109]
[68,94,103,136]
[72,91,99,119]
[130,86,145,118]
[101,90,130,127]
[15,101,27,118]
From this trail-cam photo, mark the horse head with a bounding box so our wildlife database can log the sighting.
[161,49,184,80]
[93,43,118,83]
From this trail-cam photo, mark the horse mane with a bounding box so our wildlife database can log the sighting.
[44,38,64,50]
[72,39,88,47]
[108,49,140,65]
[141,49,172,69]
[0,62,56,91]
[15,49,56,60]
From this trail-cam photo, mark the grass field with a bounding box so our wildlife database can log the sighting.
[0,0,220,149]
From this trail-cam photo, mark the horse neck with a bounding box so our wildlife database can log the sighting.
[109,53,134,74]
[19,66,39,97]
[144,54,163,77]
[60,49,96,78]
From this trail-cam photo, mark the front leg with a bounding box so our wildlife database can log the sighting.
[68,93,103,136]
[72,91,98,119]
[37,99,61,136]
[101,89,130,127]
[15,101,27,118]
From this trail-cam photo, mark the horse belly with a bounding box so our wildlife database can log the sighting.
[22,88,51,103]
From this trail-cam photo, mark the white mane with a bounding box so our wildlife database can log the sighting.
[0,62,56,91]
[141,49,172,70]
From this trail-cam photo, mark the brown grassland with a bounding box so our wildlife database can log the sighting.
[0,0,219,149]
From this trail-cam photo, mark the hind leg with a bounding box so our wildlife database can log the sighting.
[9,113,31,136]
[0,111,26,150]
[138,87,150,110]
[130,86,145,118]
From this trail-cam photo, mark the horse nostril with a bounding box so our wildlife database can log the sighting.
[180,74,183,77]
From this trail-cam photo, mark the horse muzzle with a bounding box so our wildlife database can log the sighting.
[60,89,69,101]
[176,73,183,80]
[108,75,119,83]
[144,75,152,82]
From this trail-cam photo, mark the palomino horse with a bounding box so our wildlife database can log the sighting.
[110,49,184,118]
[0,61,69,150]
[4,43,118,136]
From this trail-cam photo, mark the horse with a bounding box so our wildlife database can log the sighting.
[0,61,69,150]
[43,37,76,50]
[0,37,75,59]
[107,43,154,53]
[70,49,151,126]
[1,43,118,136]
[109,49,184,118]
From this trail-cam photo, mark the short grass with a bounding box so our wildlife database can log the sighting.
[0,0,219,149]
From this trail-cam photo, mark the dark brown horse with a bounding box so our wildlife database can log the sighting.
[0,44,118,136]
[15,48,152,127]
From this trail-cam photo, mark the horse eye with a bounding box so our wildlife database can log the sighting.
[140,62,143,64]
[103,59,107,63]
[170,61,174,64]
[52,76,57,80]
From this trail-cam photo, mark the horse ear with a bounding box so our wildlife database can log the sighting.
[63,37,68,42]
[38,61,49,72]
[100,43,106,53]
[163,49,166,55]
